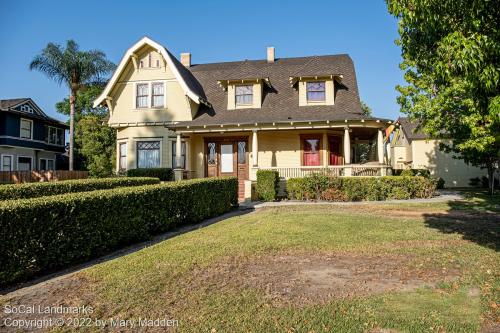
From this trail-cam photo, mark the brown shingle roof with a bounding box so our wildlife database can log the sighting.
[171,54,376,127]
[397,117,429,142]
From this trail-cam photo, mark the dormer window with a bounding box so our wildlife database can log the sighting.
[235,85,253,106]
[306,81,326,102]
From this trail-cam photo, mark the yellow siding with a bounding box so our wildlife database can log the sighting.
[411,139,486,187]
[107,45,194,125]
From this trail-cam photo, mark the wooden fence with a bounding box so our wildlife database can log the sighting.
[0,170,89,184]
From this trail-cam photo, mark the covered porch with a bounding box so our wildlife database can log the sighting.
[169,120,392,191]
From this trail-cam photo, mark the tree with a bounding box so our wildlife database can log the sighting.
[361,101,373,116]
[76,115,116,177]
[30,40,115,170]
[56,84,115,176]
[387,0,500,194]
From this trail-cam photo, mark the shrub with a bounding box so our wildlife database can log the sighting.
[127,168,174,181]
[396,168,431,178]
[0,177,237,285]
[0,177,160,201]
[286,175,436,202]
[437,177,445,189]
[256,170,279,201]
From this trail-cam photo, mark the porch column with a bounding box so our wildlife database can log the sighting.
[377,129,384,164]
[185,139,190,171]
[174,133,183,181]
[322,132,328,167]
[343,127,351,176]
[252,130,258,167]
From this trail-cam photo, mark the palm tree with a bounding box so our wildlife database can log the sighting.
[30,40,115,170]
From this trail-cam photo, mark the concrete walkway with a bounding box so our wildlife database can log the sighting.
[240,190,465,210]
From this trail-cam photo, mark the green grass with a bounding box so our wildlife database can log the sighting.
[8,192,500,332]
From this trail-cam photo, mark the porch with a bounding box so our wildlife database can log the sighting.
[170,119,392,198]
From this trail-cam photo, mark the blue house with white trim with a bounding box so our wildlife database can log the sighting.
[0,98,68,171]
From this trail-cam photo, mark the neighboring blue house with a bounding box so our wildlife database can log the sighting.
[0,98,68,171]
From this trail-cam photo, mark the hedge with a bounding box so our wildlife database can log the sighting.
[0,177,160,201]
[256,170,280,201]
[0,177,238,285]
[287,174,436,201]
[127,168,174,181]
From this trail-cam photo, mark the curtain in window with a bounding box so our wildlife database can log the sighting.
[137,141,160,168]
[136,84,149,108]
[152,83,164,107]
[306,82,326,101]
[171,142,186,169]
[303,138,320,166]
[235,85,253,105]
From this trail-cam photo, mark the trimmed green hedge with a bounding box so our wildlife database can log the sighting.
[287,174,436,201]
[0,177,238,285]
[0,177,160,201]
[256,170,279,201]
[127,168,173,181]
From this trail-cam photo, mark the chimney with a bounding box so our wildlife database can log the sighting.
[180,52,191,67]
[267,47,275,63]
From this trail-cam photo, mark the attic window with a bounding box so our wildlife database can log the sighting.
[235,85,253,105]
[20,104,33,113]
[306,82,326,102]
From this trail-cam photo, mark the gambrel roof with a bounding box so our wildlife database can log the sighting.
[93,36,208,108]
[0,98,68,127]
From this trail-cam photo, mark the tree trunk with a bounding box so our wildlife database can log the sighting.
[487,164,494,195]
[69,91,75,171]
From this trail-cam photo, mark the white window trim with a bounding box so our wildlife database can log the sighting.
[133,81,167,110]
[1,154,14,171]
[39,158,56,170]
[134,138,163,168]
[46,126,65,146]
[20,118,34,140]
[305,80,327,103]
[17,155,33,171]
[118,141,128,171]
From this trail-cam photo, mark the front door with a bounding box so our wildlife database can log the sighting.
[205,138,248,198]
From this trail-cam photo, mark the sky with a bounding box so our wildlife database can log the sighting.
[0,0,405,122]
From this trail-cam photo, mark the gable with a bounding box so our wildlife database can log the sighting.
[12,100,46,117]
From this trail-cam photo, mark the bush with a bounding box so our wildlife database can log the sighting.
[0,177,237,285]
[256,170,279,201]
[127,168,174,181]
[396,168,431,178]
[286,174,436,202]
[0,177,160,201]
[437,177,446,189]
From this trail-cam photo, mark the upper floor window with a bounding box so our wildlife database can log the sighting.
[235,85,253,105]
[152,82,164,108]
[306,81,326,102]
[45,126,64,146]
[136,83,149,108]
[20,119,33,139]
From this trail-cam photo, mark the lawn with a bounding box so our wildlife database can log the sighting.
[1,192,498,332]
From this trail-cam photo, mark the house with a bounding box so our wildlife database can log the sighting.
[93,37,393,198]
[390,117,486,187]
[0,98,68,171]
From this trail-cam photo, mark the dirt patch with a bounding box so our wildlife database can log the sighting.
[187,253,460,306]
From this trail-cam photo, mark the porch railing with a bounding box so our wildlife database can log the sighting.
[252,165,390,179]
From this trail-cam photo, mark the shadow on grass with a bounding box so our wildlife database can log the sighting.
[423,191,500,251]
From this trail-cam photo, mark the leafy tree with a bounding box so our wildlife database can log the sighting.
[30,40,115,170]
[387,0,500,194]
[56,84,115,177]
[361,101,373,116]
[76,115,116,177]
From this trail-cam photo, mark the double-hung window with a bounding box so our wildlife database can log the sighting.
[136,83,149,108]
[119,143,127,170]
[306,81,326,102]
[1,155,13,171]
[20,119,33,139]
[235,85,253,105]
[171,141,186,169]
[151,82,164,108]
[137,141,160,168]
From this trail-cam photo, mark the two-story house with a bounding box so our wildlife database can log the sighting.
[94,37,393,198]
[0,98,67,171]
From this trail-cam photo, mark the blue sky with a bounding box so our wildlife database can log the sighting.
[0,0,404,122]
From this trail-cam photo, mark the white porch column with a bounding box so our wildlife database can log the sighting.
[377,129,384,164]
[252,130,258,167]
[344,127,351,176]
[185,139,190,171]
[174,133,183,181]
